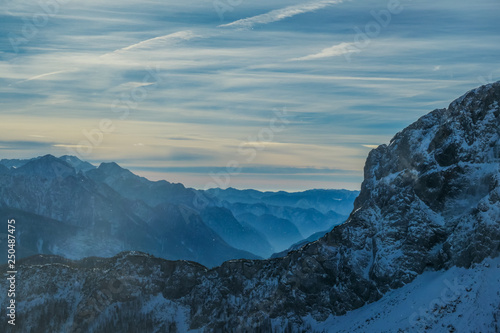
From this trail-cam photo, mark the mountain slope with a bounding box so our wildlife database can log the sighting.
[303,256,500,332]
[0,154,342,264]
[0,155,260,267]
[86,162,195,207]
[199,207,274,258]
[1,82,499,332]
[270,227,333,258]
[235,212,303,252]
[226,202,348,239]
[208,188,358,253]
[207,188,359,215]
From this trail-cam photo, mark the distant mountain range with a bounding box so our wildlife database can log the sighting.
[0,155,358,267]
[2,82,498,332]
[207,187,356,254]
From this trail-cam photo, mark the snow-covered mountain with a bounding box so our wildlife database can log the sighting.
[0,155,353,266]
[0,156,261,267]
[1,82,499,332]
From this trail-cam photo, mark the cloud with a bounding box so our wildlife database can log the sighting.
[132,165,353,175]
[166,137,197,141]
[219,0,343,28]
[11,30,200,85]
[105,30,200,55]
[362,144,380,149]
[11,69,78,86]
[53,144,92,149]
[1,0,500,191]
[0,140,56,150]
[290,42,357,61]
[167,151,216,162]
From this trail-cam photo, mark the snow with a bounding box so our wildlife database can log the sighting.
[140,294,197,333]
[302,256,500,333]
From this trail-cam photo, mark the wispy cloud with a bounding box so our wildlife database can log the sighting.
[0,140,56,150]
[10,69,78,86]
[1,0,499,190]
[107,30,200,55]
[167,151,216,162]
[290,42,356,61]
[133,165,355,175]
[218,0,343,29]
[11,30,200,85]
[53,144,92,149]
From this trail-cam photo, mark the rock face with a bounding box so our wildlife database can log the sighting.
[1,82,499,332]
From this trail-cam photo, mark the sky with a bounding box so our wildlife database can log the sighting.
[0,0,499,191]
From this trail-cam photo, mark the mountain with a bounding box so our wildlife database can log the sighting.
[199,207,274,258]
[207,187,358,253]
[59,155,96,172]
[88,163,280,257]
[207,187,358,215]
[86,162,195,207]
[223,201,348,239]
[1,82,499,332]
[0,154,344,266]
[270,227,333,258]
[234,212,304,252]
[0,155,261,267]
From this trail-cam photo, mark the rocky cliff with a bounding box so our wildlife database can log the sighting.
[1,82,499,332]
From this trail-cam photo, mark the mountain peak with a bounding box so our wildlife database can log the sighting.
[59,155,96,172]
[15,154,76,179]
[98,161,125,172]
[92,161,137,181]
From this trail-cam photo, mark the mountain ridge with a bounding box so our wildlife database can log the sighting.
[1,81,498,332]
[0,154,356,266]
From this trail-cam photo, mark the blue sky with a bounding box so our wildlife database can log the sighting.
[0,0,499,191]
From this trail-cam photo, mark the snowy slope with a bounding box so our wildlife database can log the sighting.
[302,257,500,332]
[0,82,498,332]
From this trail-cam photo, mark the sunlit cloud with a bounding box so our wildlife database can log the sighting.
[53,144,91,149]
